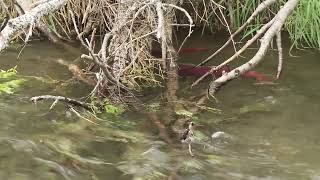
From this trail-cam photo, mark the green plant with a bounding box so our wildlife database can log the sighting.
[103,100,125,115]
[285,0,320,48]
[0,67,25,94]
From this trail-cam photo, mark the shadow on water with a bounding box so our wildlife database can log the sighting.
[0,33,320,179]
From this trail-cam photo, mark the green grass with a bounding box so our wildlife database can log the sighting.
[285,0,320,48]
[226,0,320,48]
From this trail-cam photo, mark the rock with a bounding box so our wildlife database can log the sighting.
[211,131,233,145]
[264,95,277,104]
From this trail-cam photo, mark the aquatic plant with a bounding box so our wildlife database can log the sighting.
[0,67,25,94]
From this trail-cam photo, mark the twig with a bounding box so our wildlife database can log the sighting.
[217,2,237,54]
[155,0,167,69]
[192,18,275,87]
[188,143,194,157]
[68,106,99,125]
[196,0,278,67]
[30,95,91,111]
[69,10,128,92]
[163,3,193,37]
[208,0,299,96]
[0,0,10,15]
[101,32,112,62]
[276,31,283,79]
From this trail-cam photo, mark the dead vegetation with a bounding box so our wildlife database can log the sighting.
[0,0,301,101]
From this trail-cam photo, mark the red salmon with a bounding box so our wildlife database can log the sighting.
[178,64,271,82]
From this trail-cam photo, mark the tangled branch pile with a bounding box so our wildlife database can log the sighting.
[1,0,318,102]
[49,0,197,98]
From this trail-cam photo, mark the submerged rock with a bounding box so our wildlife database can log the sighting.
[211,131,233,145]
[0,138,38,153]
[264,95,277,104]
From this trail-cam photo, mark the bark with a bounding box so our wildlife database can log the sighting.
[0,0,68,52]
[14,0,79,55]
[276,31,283,79]
[109,0,138,78]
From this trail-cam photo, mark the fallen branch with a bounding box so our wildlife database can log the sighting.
[0,0,68,52]
[276,31,283,79]
[30,95,91,111]
[208,0,299,95]
[192,18,275,87]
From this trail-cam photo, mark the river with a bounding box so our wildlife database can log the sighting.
[0,32,319,180]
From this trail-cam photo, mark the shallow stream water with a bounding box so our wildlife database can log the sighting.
[0,32,320,180]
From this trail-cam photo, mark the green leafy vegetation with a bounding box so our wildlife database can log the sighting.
[0,68,18,79]
[226,0,319,48]
[103,100,125,115]
[285,0,320,48]
[0,67,25,94]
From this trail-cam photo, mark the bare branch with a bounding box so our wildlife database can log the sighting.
[0,0,68,52]
[192,18,275,87]
[276,31,283,79]
[30,95,91,111]
[208,0,299,96]
[196,0,278,67]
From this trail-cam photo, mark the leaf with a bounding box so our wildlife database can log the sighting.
[103,100,125,115]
